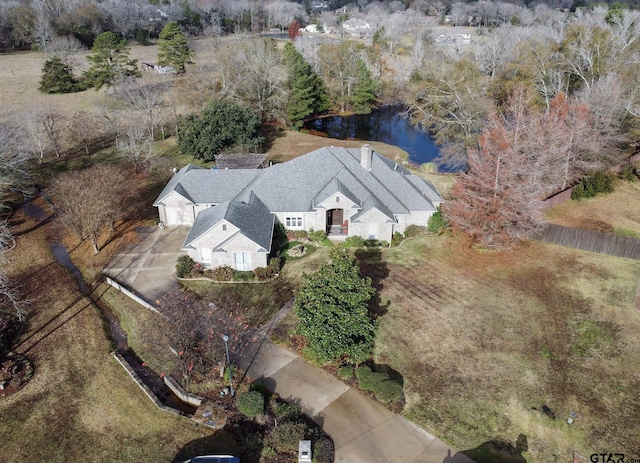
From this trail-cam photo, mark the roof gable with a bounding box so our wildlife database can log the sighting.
[183,193,274,252]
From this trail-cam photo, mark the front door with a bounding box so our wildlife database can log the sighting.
[327,209,344,226]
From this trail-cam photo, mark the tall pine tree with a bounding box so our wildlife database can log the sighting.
[351,58,376,114]
[284,43,329,129]
[84,32,140,90]
[158,21,194,74]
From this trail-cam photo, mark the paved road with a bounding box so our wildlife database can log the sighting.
[105,226,474,463]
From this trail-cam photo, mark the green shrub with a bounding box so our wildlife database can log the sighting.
[373,379,404,403]
[308,228,327,244]
[176,255,196,278]
[234,271,255,281]
[274,222,288,247]
[236,390,264,417]
[343,236,365,248]
[260,445,276,458]
[264,421,307,453]
[428,207,448,234]
[572,171,616,200]
[337,365,355,379]
[391,232,404,247]
[289,230,309,241]
[211,265,234,281]
[404,224,425,238]
[355,365,388,392]
[255,257,281,280]
[273,401,300,422]
[250,380,268,395]
[618,164,637,181]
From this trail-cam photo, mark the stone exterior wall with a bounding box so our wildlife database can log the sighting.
[187,232,269,270]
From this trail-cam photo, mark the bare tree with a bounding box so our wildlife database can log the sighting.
[407,55,491,168]
[94,99,124,145]
[41,111,65,158]
[234,39,287,121]
[118,124,153,172]
[67,110,102,155]
[22,109,50,162]
[0,121,33,207]
[48,35,85,67]
[0,271,28,321]
[49,164,131,254]
[0,122,32,321]
[116,80,171,141]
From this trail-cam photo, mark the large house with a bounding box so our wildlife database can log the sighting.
[154,145,443,270]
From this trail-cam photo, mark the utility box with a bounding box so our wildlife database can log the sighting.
[298,440,312,462]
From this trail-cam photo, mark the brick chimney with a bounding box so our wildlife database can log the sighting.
[360,144,372,170]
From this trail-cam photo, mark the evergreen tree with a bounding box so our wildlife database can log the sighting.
[294,248,377,364]
[39,57,87,94]
[351,58,377,114]
[84,32,140,90]
[157,21,194,74]
[284,42,329,129]
[176,99,263,161]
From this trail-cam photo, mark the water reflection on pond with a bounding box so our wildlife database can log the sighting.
[304,105,441,166]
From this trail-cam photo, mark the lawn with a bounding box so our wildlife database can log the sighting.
[372,232,640,462]
[544,180,640,238]
[0,197,237,462]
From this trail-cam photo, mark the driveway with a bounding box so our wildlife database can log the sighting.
[103,226,189,304]
[239,303,475,463]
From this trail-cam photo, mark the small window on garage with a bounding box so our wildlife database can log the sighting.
[222,224,227,231]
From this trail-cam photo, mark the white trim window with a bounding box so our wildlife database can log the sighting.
[234,252,251,271]
[284,214,303,229]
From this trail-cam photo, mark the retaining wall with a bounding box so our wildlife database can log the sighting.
[164,375,203,407]
[111,352,192,418]
[104,276,158,312]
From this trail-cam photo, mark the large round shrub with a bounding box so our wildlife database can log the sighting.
[236,390,264,418]
[175,255,195,278]
[373,379,404,403]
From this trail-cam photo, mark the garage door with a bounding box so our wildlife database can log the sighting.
[165,206,192,225]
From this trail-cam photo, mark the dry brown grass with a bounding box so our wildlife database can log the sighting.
[372,233,640,462]
[0,195,234,462]
[545,180,640,237]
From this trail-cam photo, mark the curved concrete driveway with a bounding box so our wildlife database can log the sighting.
[240,303,474,463]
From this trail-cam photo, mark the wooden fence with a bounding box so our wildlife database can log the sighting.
[534,224,640,260]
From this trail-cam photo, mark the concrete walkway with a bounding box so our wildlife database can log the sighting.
[239,302,474,463]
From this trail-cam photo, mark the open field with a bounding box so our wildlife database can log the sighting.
[372,233,640,462]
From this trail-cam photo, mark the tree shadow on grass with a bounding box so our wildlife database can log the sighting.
[449,434,528,463]
[259,123,288,154]
[354,248,390,318]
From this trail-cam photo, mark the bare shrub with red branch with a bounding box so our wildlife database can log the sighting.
[156,290,259,383]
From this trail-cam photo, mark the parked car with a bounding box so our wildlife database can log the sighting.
[181,456,240,463]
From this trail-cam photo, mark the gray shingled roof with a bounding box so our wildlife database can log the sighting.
[216,153,267,169]
[155,147,443,217]
[183,193,274,252]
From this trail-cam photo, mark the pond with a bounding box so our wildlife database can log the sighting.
[304,105,441,167]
